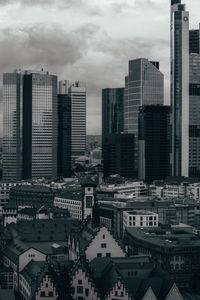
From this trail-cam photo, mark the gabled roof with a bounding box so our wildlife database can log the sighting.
[88,256,181,300]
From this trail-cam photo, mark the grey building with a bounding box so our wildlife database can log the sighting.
[124,59,164,175]
[189,43,200,177]
[58,80,86,164]
[23,71,57,179]
[3,73,23,181]
[170,0,189,177]
[3,70,58,181]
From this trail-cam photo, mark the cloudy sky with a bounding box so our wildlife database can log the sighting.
[0,0,200,135]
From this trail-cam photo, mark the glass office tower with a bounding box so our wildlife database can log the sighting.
[23,71,57,179]
[3,72,23,181]
[70,82,86,161]
[170,0,189,177]
[57,94,71,178]
[102,88,124,136]
[124,59,164,175]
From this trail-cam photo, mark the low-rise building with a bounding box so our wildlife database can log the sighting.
[71,256,183,300]
[123,210,158,230]
[124,225,200,291]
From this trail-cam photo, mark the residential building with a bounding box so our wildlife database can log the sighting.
[72,256,183,300]
[138,105,170,182]
[124,59,164,175]
[57,94,71,177]
[0,182,17,210]
[123,210,158,230]
[9,185,54,209]
[19,261,58,300]
[170,0,189,177]
[68,226,126,261]
[103,133,135,178]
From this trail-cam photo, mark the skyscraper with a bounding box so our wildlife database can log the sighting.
[58,80,86,165]
[103,133,135,178]
[3,70,58,180]
[189,26,200,177]
[124,58,164,175]
[102,88,124,136]
[3,72,23,181]
[57,94,71,178]
[70,82,86,161]
[138,105,170,183]
[23,71,57,179]
[170,0,189,177]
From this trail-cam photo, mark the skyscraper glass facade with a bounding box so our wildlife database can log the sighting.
[57,94,71,177]
[189,53,200,177]
[102,88,124,136]
[23,72,57,179]
[170,1,189,177]
[124,58,164,175]
[70,82,86,160]
[3,73,23,181]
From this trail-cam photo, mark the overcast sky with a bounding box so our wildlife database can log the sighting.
[0,0,200,135]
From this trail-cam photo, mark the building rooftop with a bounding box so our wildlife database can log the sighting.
[125,210,157,216]
[125,226,200,251]
[10,184,53,194]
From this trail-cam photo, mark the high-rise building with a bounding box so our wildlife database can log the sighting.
[189,28,200,54]
[170,0,189,177]
[57,94,71,178]
[3,70,58,180]
[102,88,124,136]
[70,82,86,161]
[103,133,135,178]
[3,73,23,181]
[138,105,170,183]
[124,59,164,175]
[189,40,200,177]
[58,80,86,166]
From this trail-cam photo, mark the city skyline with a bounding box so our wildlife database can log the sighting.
[0,0,200,135]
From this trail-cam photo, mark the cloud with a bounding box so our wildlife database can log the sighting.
[0,23,99,73]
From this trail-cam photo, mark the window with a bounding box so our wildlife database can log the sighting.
[140,222,143,226]
[86,196,92,208]
[78,280,82,284]
[101,243,107,248]
[40,291,45,297]
[85,288,89,296]
[77,286,83,294]
[102,234,105,239]
[106,253,111,257]
[121,292,124,296]
[49,291,53,297]
[46,283,48,288]
[115,291,118,296]
[97,253,102,257]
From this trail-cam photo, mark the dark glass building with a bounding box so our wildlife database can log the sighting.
[189,29,200,54]
[102,88,124,136]
[124,59,164,176]
[57,94,71,177]
[103,133,135,178]
[138,105,170,183]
